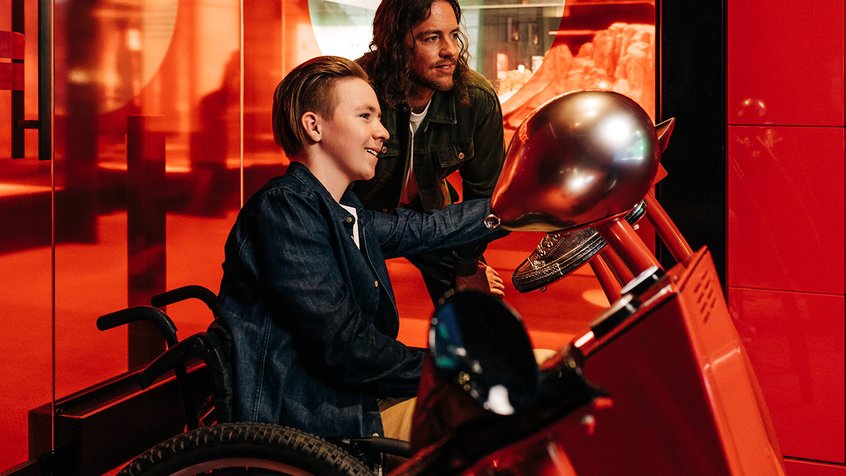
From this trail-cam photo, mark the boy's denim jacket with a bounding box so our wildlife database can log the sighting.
[218,161,504,438]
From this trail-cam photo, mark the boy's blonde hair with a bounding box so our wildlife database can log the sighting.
[272,56,370,157]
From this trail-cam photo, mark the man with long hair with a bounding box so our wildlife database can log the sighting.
[354,0,506,303]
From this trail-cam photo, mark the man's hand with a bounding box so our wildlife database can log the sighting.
[455,261,505,297]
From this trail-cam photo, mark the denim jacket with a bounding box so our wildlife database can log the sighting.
[354,64,505,213]
[218,162,504,438]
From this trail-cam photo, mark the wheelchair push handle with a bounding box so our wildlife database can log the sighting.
[151,285,220,319]
[96,306,179,347]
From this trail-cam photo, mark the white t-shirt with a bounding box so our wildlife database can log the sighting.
[399,101,431,206]
[340,204,360,249]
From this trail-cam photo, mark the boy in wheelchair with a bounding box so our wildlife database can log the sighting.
[216,55,505,444]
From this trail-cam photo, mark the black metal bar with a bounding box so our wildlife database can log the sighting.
[8,0,51,160]
[11,0,24,159]
[37,0,51,161]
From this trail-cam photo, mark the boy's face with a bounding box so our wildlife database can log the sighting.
[317,77,389,182]
[407,0,460,93]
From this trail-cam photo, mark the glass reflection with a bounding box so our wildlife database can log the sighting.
[0,0,52,469]
[53,0,242,407]
[306,0,655,146]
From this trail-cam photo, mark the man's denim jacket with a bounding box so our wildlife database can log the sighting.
[354,58,505,276]
[353,66,505,213]
[218,162,505,438]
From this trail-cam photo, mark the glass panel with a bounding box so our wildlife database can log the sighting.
[242,1,319,195]
[485,0,657,146]
[0,0,52,470]
[53,0,242,401]
[306,0,656,124]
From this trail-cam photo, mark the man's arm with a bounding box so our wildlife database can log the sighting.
[454,83,507,287]
[254,190,422,394]
[458,83,506,201]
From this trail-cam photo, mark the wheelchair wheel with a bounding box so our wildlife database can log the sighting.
[118,422,372,476]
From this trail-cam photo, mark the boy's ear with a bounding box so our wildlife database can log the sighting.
[301,112,322,142]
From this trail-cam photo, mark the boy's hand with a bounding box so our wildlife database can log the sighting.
[455,261,505,297]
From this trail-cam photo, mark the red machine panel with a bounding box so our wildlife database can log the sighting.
[727,0,844,126]
[729,287,845,463]
[465,250,784,475]
[727,125,844,295]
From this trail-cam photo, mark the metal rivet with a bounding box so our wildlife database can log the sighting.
[373,280,379,288]
[381,146,387,153]
[458,152,465,159]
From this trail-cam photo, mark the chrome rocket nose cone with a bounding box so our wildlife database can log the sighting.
[491,90,660,232]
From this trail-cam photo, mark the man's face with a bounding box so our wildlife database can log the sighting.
[407,1,461,93]
[317,77,389,183]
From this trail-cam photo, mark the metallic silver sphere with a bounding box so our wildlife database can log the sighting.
[490,90,660,232]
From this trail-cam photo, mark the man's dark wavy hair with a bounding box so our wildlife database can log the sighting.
[364,0,470,108]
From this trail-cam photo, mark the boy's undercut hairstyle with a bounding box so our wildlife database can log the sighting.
[272,55,370,157]
[366,0,470,108]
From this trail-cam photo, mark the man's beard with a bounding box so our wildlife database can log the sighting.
[410,67,455,92]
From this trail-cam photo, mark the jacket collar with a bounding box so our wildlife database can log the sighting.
[285,161,366,220]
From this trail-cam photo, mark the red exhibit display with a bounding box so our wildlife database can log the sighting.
[461,250,783,475]
[401,90,784,475]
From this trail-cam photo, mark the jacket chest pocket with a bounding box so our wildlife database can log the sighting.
[435,142,473,168]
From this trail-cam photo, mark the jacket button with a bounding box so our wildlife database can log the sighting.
[458,152,465,159]
[381,147,388,153]
[344,216,354,224]
[373,280,379,288]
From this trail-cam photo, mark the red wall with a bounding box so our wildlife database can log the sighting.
[727,0,846,470]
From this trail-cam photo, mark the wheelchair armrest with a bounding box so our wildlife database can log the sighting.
[137,325,234,423]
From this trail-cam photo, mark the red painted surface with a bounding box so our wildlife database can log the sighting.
[462,250,784,475]
[729,287,845,463]
[727,0,846,470]
[727,0,844,126]
[785,458,846,476]
[727,125,845,295]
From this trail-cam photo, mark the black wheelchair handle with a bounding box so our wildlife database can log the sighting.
[151,285,220,319]
[96,306,178,347]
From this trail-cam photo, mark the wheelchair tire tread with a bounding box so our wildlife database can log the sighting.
[118,422,372,475]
